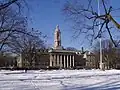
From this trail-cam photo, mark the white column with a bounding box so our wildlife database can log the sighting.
[54,55,56,67]
[57,55,59,66]
[64,55,66,68]
[67,55,69,68]
[60,55,62,68]
[73,55,74,67]
[50,54,52,67]
[70,55,71,68]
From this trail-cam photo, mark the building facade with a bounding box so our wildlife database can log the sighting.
[17,25,96,69]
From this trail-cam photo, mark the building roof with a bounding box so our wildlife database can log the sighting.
[48,49,76,53]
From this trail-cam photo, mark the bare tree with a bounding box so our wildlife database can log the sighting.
[6,28,46,68]
[0,7,28,51]
[0,0,30,51]
[63,0,120,47]
[0,0,25,11]
[93,39,120,69]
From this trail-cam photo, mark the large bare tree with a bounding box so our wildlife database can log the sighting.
[0,0,31,51]
[6,28,46,68]
[0,7,28,51]
[63,0,120,47]
[0,0,47,68]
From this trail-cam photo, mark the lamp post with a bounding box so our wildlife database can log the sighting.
[99,35,103,70]
[97,0,104,70]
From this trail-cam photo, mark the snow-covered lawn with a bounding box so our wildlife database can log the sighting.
[0,69,120,90]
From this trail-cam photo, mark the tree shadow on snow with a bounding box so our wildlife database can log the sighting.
[61,78,120,90]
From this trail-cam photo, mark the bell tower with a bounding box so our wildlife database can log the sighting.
[54,25,62,49]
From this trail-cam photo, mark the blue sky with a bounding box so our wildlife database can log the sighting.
[24,0,120,50]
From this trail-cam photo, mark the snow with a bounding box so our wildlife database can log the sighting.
[0,69,120,90]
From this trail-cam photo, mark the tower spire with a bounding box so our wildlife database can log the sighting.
[56,25,59,29]
[55,25,60,31]
[54,25,62,49]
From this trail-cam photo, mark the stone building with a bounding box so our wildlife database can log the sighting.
[83,51,96,69]
[17,25,96,69]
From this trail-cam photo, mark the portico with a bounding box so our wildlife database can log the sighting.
[49,50,75,68]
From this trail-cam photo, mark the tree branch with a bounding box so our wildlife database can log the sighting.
[0,0,18,11]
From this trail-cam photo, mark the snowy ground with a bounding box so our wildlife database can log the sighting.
[0,69,120,90]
